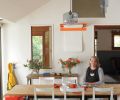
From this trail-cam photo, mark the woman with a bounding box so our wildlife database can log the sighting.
[83,56,104,84]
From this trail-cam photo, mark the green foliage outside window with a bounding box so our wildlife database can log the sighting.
[32,36,43,61]
[114,35,120,47]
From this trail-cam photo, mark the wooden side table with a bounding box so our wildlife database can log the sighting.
[26,73,79,84]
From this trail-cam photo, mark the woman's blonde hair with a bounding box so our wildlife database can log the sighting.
[89,56,100,67]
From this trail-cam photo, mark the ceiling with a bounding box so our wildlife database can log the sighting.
[0,0,105,22]
[0,0,50,22]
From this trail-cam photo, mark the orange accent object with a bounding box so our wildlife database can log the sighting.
[80,86,87,91]
[69,84,77,88]
[60,23,87,31]
[5,96,24,100]
[54,84,61,88]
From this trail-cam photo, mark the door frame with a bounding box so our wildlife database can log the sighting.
[30,24,54,68]
[0,26,2,100]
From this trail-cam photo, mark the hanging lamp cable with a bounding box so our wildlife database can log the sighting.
[69,0,72,15]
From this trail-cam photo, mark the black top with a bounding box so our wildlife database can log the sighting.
[85,67,100,82]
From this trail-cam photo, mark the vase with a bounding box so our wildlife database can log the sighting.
[68,68,72,75]
[31,69,39,75]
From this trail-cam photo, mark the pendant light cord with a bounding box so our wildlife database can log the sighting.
[70,0,72,11]
[69,0,72,15]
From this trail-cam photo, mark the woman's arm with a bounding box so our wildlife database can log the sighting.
[81,68,87,84]
[95,67,104,84]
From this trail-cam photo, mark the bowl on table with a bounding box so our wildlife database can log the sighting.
[68,83,77,88]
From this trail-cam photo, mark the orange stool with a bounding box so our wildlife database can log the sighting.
[5,96,24,100]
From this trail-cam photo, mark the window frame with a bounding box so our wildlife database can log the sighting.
[31,25,53,69]
[112,32,120,50]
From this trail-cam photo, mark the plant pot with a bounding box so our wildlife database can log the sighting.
[31,69,39,74]
[68,68,72,75]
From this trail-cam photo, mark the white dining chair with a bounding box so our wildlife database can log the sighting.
[62,86,84,100]
[93,87,114,100]
[34,87,54,100]
[39,77,54,85]
[33,77,55,100]
[62,77,78,86]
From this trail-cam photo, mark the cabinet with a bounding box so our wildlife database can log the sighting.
[26,73,79,84]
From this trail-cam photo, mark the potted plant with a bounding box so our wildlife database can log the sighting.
[24,59,43,74]
[59,58,80,74]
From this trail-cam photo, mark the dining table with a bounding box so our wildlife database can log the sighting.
[5,84,120,100]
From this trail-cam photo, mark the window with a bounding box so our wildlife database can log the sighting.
[112,31,120,50]
[31,26,52,68]
[32,36,43,60]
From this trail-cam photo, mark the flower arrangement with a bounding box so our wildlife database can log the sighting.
[24,59,43,74]
[59,58,80,74]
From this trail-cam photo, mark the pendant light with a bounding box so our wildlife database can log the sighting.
[63,0,79,25]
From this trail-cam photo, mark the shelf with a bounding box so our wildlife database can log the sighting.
[60,23,87,31]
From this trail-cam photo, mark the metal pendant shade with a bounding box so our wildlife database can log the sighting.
[63,0,79,24]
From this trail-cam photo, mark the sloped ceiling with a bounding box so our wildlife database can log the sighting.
[0,0,50,22]
[0,0,105,22]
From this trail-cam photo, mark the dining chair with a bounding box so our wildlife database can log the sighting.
[34,87,54,100]
[62,86,84,100]
[39,77,54,85]
[93,87,114,100]
[33,77,55,100]
[62,77,78,86]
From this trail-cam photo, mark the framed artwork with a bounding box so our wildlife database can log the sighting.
[63,31,83,52]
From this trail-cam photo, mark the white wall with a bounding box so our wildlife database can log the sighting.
[2,0,120,96]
